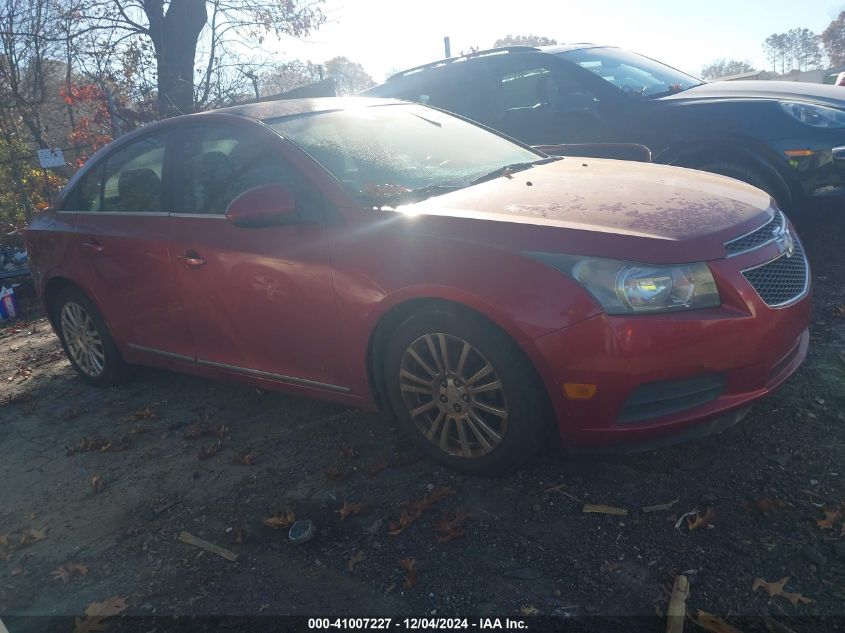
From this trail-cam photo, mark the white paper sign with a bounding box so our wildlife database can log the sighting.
[37,148,65,168]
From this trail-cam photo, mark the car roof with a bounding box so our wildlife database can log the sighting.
[380,44,610,82]
[208,96,406,121]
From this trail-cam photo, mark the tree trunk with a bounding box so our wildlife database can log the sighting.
[148,0,207,118]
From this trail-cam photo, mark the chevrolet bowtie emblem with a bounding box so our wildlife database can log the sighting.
[774,225,795,258]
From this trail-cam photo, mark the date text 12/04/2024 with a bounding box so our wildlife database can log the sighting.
[307,618,528,630]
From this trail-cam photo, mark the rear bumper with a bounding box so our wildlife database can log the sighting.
[526,241,811,448]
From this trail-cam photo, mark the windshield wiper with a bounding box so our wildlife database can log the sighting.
[371,184,463,206]
[470,157,560,186]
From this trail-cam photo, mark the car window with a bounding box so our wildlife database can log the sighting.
[559,47,702,98]
[63,162,104,212]
[501,67,553,109]
[101,134,167,213]
[175,125,310,215]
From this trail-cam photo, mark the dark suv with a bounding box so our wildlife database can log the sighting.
[363,45,845,212]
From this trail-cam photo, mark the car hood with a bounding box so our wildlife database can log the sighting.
[394,159,773,263]
[660,80,845,108]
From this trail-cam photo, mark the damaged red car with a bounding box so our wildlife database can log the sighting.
[24,97,811,473]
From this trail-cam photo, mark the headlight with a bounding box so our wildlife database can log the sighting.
[779,101,845,128]
[526,253,720,314]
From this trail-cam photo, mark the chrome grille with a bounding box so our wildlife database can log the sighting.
[742,238,809,307]
[725,211,784,256]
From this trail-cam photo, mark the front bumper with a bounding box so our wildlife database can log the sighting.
[527,234,812,449]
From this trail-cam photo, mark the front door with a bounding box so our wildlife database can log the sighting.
[168,123,346,392]
[69,131,193,359]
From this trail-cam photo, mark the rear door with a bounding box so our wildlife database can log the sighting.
[71,131,192,359]
[167,122,346,392]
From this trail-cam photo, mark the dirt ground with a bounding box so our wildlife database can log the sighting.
[1,202,845,632]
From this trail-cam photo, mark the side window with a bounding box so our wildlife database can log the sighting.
[501,67,553,109]
[101,134,167,213]
[63,162,104,212]
[177,125,314,215]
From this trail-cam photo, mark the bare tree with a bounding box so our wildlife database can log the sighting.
[700,59,755,80]
[78,0,326,117]
[822,11,845,67]
[493,34,557,48]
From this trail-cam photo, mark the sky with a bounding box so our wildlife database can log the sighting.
[268,0,844,81]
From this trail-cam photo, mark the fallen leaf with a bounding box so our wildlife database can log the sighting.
[347,550,365,572]
[389,486,457,536]
[66,436,128,455]
[752,577,814,606]
[323,466,346,481]
[337,500,369,520]
[397,557,418,588]
[119,406,157,423]
[520,605,540,616]
[232,526,245,544]
[384,582,396,596]
[583,504,628,516]
[233,450,256,466]
[18,527,48,547]
[198,440,222,460]
[750,497,788,516]
[434,509,471,544]
[184,421,228,440]
[51,563,89,584]
[91,475,105,493]
[690,609,744,633]
[74,595,128,633]
[366,458,388,477]
[11,565,24,576]
[687,508,716,531]
[816,508,840,529]
[26,512,36,521]
[262,508,296,529]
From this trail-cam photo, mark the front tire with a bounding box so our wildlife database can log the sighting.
[383,307,553,474]
[53,287,129,387]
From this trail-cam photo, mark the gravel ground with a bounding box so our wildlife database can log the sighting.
[1,202,844,632]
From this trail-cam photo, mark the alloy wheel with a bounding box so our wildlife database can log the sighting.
[399,332,508,458]
[60,301,106,378]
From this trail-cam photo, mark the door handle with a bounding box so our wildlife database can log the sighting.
[175,250,206,268]
[82,241,104,253]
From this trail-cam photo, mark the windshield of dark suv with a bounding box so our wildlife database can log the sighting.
[266,103,547,205]
[559,47,703,98]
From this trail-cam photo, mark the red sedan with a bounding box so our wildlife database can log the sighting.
[24,98,811,473]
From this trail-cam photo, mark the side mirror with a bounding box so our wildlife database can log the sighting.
[225,183,297,227]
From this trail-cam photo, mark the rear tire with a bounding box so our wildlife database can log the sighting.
[53,287,129,387]
[383,307,553,474]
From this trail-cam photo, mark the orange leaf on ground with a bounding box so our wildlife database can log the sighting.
[91,475,105,493]
[389,486,456,537]
[74,595,128,633]
[262,509,296,529]
[347,550,365,572]
[18,527,48,547]
[687,508,716,531]
[690,610,743,633]
[752,577,814,606]
[397,557,418,588]
[816,508,840,530]
[184,422,228,440]
[198,440,223,460]
[51,563,89,584]
[434,509,471,544]
[233,451,256,466]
